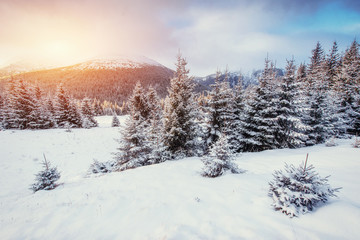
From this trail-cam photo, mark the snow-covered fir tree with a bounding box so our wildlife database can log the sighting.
[202,133,243,178]
[69,100,83,128]
[1,78,55,129]
[275,59,308,148]
[296,63,307,91]
[2,77,18,129]
[28,86,55,129]
[30,157,61,193]
[9,79,36,129]
[239,58,280,152]
[111,110,120,127]
[0,93,5,129]
[325,41,341,88]
[114,82,153,171]
[336,40,360,136]
[306,42,326,90]
[81,98,98,128]
[269,158,340,217]
[163,53,200,157]
[303,42,333,145]
[228,75,246,153]
[93,99,104,116]
[54,84,83,128]
[146,86,170,164]
[205,70,235,150]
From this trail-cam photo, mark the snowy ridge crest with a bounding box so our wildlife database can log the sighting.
[72,55,163,70]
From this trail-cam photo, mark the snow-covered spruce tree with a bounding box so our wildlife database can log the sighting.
[296,63,307,92]
[269,157,340,217]
[275,59,308,148]
[205,70,235,150]
[146,86,170,164]
[336,40,360,136]
[353,136,360,148]
[93,99,104,116]
[1,77,19,129]
[201,133,243,178]
[81,98,98,128]
[88,159,115,174]
[111,110,120,127]
[69,100,83,128]
[30,157,61,193]
[9,78,36,129]
[228,75,246,153]
[303,42,333,145]
[0,93,5,130]
[54,84,83,128]
[28,86,55,129]
[239,57,280,152]
[114,82,152,171]
[163,53,200,157]
[325,41,342,88]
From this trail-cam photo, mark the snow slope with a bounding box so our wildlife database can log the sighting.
[0,116,359,239]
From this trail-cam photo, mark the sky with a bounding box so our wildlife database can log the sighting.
[0,0,360,76]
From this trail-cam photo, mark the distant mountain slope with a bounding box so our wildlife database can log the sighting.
[195,68,284,92]
[0,61,52,78]
[72,55,163,70]
[0,56,174,104]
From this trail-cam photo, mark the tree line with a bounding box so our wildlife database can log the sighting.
[0,79,98,129]
[113,40,360,171]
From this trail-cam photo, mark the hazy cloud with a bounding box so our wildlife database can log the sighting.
[0,0,359,75]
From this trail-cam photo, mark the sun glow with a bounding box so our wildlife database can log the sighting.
[44,41,70,57]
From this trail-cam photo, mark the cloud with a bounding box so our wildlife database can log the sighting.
[0,0,180,66]
[0,0,359,75]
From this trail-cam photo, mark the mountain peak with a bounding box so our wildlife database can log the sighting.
[71,55,163,70]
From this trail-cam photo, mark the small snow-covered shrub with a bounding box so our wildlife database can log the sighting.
[64,122,72,132]
[31,159,61,193]
[269,159,340,217]
[325,137,338,147]
[111,112,120,127]
[88,160,115,174]
[201,134,244,178]
[353,137,360,148]
[82,118,92,129]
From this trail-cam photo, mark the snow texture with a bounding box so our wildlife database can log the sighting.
[0,116,359,239]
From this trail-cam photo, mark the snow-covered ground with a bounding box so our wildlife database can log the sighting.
[0,116,359,240]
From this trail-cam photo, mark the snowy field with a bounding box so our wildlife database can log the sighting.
[0,116,359,240]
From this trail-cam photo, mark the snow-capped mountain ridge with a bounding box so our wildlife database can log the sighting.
[71,55,163,70]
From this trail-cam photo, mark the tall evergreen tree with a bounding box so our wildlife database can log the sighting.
[205,70,234,149]
[325,41,341,88]
[54,84,83,128]
[239,57,280,152]
[336,40,360,135]
[303,42,332,144]
[81,98,98,128]
[163,53,199,157]
[0,93,5,129]
[228,75,246,152]
[11,79,36,129]
[114,82,152,170]
[111,110,120,127]
[276,59,308,148]
[28,86,55,129]
[307,41,326,90]
[146,86,170,163]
